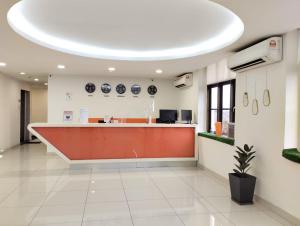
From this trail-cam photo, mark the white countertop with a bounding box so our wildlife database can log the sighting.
[29,123,197,128]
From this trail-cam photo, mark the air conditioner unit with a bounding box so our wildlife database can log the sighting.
[174,73,193,88]
[228,37,283,73]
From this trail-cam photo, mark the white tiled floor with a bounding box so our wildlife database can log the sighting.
[0,144,296,226]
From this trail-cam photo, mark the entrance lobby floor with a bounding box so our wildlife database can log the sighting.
[0,144,295,226]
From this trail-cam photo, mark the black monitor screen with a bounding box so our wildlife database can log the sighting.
[181,110,192,122]
[159,110,178,123]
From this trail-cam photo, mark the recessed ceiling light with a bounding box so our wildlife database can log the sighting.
[57,64,65,69]
[34,78,39,81]
[108,67,116,72]
[20,72,26,75]
[155,69,163,74]
[44,82,48,85]
[0,62,7,67]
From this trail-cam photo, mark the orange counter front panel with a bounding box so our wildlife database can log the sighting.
[33,127,195,160]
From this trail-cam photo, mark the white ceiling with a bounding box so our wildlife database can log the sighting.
[1,0,300,84]
[8,0,243,61]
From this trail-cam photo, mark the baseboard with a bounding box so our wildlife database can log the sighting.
[198,164,300,225]
[254,196,300,226]
[71,160,197,170]
[0,143,20,153]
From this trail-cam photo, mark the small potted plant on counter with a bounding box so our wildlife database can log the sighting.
[229,144,256,204]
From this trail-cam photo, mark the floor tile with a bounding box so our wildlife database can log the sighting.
[1,192,47,207]
[61,170,91,180]
[83,219,133,226]
[44,191,87,206]
[133,215,184,226]
[262,210,295,226]
[128,199,175,218]
[122,178,155,189]
[192,181,230,197]
[91,170,120,180]
[158,184,199,198]
[171,167,208,177]
[31,205,84,224]
[0,144,295,226]
[146,168,177,178]
[84,202,131,221]
[168,197,217,214]
[120,169,148,179]
[0,182,19,195]
[33,169,65,177]
[89,179,123,190]
[125,187,164,201]
[87,188,126,203]
[179,213,234,226]
[152,177,184,186]
[25,176,60,184]
[17,181,56,194]
[224,211,284,226]
[0,194,8,203]
[184,177,230,197]
[206,196,264,213]
[52,179,90,191]
[0,206,39,226]
[31,222,82,226]
[0,177,27,184]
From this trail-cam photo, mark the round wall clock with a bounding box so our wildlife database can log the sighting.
[116,84,126,94]
[131,84,141,95]
[85,82,96,93]
[101,83,112,94]
[148,85,157,95]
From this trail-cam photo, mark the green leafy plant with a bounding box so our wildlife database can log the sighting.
[233,144,255,177]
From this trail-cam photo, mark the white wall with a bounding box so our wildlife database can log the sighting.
[0,73,30,150]
[176,69,207,131]
[199,30,300,220]
[48,75,181,123]
[177,70,201,123]
[30,86,48,123]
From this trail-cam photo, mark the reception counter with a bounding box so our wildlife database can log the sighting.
[28,123,197,165]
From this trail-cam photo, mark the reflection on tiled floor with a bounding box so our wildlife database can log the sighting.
[0,144,296,226]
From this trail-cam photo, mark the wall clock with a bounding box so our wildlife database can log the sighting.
[116,84,126,94]
[148,85,157,95]
[131,84,141,95]
[101,83,112,94]
[85,83,96,93]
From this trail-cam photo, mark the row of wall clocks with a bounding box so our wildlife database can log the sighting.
[85,83,158,95]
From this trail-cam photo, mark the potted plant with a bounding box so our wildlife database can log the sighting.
[229,144,256,204]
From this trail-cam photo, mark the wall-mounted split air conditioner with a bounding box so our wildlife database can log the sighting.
[174,73,193,88]
[228,37,283,73]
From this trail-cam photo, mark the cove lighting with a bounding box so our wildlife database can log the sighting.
[0,62,7,67]
[7,1,244,61]
[57,64,65,69]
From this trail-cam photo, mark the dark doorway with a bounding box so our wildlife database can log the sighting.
[20,90,30,144]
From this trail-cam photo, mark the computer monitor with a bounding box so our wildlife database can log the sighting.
[159,110,178,124]
[181,110,192,123]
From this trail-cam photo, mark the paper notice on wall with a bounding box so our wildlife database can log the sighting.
[80,108,89,124]
[63,111,73,122]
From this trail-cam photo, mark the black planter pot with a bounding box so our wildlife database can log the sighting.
[229,173,256,205]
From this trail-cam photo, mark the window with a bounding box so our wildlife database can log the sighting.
[207,80,235,132]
